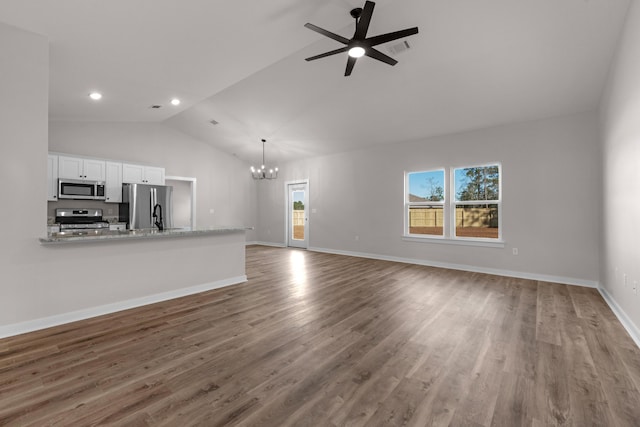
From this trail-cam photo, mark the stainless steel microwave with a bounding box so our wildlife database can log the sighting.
[58,179,106,200]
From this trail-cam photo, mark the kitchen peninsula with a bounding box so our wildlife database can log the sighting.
[0,226,250,338]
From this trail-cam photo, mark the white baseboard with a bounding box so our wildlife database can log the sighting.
[0,275,247,340]
[308,246,599,288]
[597,286,640,349]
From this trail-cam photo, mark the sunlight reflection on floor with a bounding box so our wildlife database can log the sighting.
[289,250,308,297]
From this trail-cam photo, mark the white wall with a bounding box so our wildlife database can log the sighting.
[0,23,48,230]
[599,0,640,335]
[49,121,257,239]
[258,112,601,285]
[0,22,50,325]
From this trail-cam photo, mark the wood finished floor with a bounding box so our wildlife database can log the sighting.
[1,246,640,426]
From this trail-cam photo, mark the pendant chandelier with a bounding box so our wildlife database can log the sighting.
[251,139,278,180]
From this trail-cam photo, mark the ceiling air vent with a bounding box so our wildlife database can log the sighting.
[388,40,411,56]
[209,119,219,125]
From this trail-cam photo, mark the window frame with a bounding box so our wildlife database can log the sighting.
[404,169,446,239]
[403,163,503,246]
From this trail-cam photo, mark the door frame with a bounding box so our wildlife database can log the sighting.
[284,179,309,248]
[165,176,197,229]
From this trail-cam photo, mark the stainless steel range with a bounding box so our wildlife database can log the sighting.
[55,208,110,233]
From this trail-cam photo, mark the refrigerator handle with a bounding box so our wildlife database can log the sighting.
[150,188,155,226]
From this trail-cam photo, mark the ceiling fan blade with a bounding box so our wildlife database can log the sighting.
[345,56,357,76]
[365,47,398,66]
[354,1,375,40]
[366,27,419,46]
[305,46,350,62]
[304,23,350,45]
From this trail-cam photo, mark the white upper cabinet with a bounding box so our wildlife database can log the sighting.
[122,163,165,185]
[58,156,106,181]
[105,161,123,203]
[58,156,82,179]
[143,166,165,185]
[122,163,144,184]
[83,159,107,181]
[47,154,58,202]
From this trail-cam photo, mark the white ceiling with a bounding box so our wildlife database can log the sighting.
[0,0,631,164]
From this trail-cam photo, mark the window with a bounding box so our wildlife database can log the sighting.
[404,164,501,242]
[453,165,500,240]
[406,170,445,237]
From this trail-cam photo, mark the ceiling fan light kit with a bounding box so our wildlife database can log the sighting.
[251,139,278,180]
[304,0,419,76]
[348,46,366,58]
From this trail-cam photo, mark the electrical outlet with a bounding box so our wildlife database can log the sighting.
[512,248,518,256]
[209,208,215,214]
[355,235,360,241]
[624,274,628,287]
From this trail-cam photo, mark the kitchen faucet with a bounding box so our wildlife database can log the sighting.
[152,204,164,231]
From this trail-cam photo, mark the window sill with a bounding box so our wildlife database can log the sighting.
[402,235,505,248]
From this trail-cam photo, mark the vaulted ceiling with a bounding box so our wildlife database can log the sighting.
[0,0,630,164]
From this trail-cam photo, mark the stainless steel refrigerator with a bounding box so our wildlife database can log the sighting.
[119,183,173,230]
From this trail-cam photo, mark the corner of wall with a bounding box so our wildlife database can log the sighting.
[598,284,640,349]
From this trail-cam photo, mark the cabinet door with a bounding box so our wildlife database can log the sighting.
[47,154,58,201]
[83,159,106,181]
[105,161,123,203]
[58,156,84,179]
[144,166,165,185]
[122,163,145,184]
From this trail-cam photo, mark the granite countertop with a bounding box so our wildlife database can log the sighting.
[40,226,252,245]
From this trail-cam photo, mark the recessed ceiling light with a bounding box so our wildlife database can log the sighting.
[89,92,102,101]
[170,98,181,106]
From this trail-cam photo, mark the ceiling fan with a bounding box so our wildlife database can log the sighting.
[304,1,419,76]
